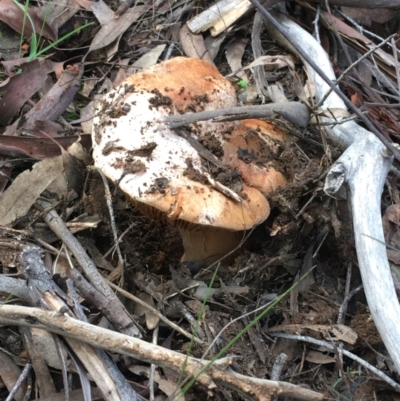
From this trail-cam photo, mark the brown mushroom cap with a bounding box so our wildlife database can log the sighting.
[123,57,237,113]
[222,119,287,196]
[92,57,287,261]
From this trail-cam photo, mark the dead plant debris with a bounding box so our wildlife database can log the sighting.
[0,0,399,400]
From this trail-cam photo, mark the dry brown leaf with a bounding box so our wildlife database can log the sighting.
[268,324,358,344]
[179,23,214,63]
[322,11,397,80]
[383,204,400,257]
[342,6,395,26]
[131,44,166,69]
[0,59,55,125]
[5,64,83,135]
[226,54,297,78]
[387,249,400,265]
[204,35,225,61]
[91,0,113,26]
[0,156,64,226]
[225,38,248,81]
[79,237,115,272]
[0,351,26,401]
[88,5,150,54]
[133,293,160,330]
[79,102,95,135]
[112,58,130,87]
[0,24,21,60]
[128,366,185,400]
[37,0,81,32]
[30,328,69,370]
[74,0,92,11]
[0,0,56,41]
[310,108,351,124]
[305,350,335,364]
[38,130,86,195]
[0,135,90,159]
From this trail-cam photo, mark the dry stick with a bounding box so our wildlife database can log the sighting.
[336,262,353,374]
[337,284,363,326]
[270,332,400,392]
[338,8,400,63]
[0,305,324,401]
[96,168,124,266]
[68,268,136,330]
[0,275,39,305]
[270,353,288,401]
[36,199,142,338]
[256,7,400,374]
[19,326,57,397]
[21,246,130,401]
[160,102,310,129]
[391,37,400,96]
[5,363,31,401]
[104,221,137,259]
[149,325,159,401]
[252,3,270,100]
[107,280,205,344]
[68,273,145,401]
[315,33,397,109]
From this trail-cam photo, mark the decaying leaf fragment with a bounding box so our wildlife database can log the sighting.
[268,323,358,344]
[0,157,64,226]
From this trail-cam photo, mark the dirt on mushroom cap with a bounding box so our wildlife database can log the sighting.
[92,57,285,231]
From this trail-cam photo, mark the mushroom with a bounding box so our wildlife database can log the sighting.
[92,57,287,262]
[222,119,287,196]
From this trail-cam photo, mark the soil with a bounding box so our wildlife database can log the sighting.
[83,130,389,399]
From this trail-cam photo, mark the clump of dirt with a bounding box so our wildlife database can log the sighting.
[147,177,170,194]
[149,88,172,108]
[112,158,146,174]
[128,142,157,159]
[198,133,224,157]
[183,158,207,184]
[237,148,257,163]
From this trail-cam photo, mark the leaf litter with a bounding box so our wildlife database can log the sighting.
[0,1,399,400]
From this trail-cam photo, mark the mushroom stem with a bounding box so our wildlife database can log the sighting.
[178,225,244,262]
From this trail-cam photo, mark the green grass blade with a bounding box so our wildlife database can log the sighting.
[31,22,94,60]
[176,264,220,389]
[12,0,37,58]
[174,272,308,400]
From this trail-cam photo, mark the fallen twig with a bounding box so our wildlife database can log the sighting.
[107,280,206,344]
[160,102,310,128]
[36,199,142,338]
[269,332,400,392]
[0,305,324,401]
[21,246,137,401]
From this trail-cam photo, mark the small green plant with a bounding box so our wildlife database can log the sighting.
[237,79,248,89]
[12,0,93,61]
[0,292,15,307]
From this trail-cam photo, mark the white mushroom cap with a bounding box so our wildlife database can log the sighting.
[92,58,272,231]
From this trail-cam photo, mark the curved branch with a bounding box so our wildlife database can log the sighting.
[262,10,400,373]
